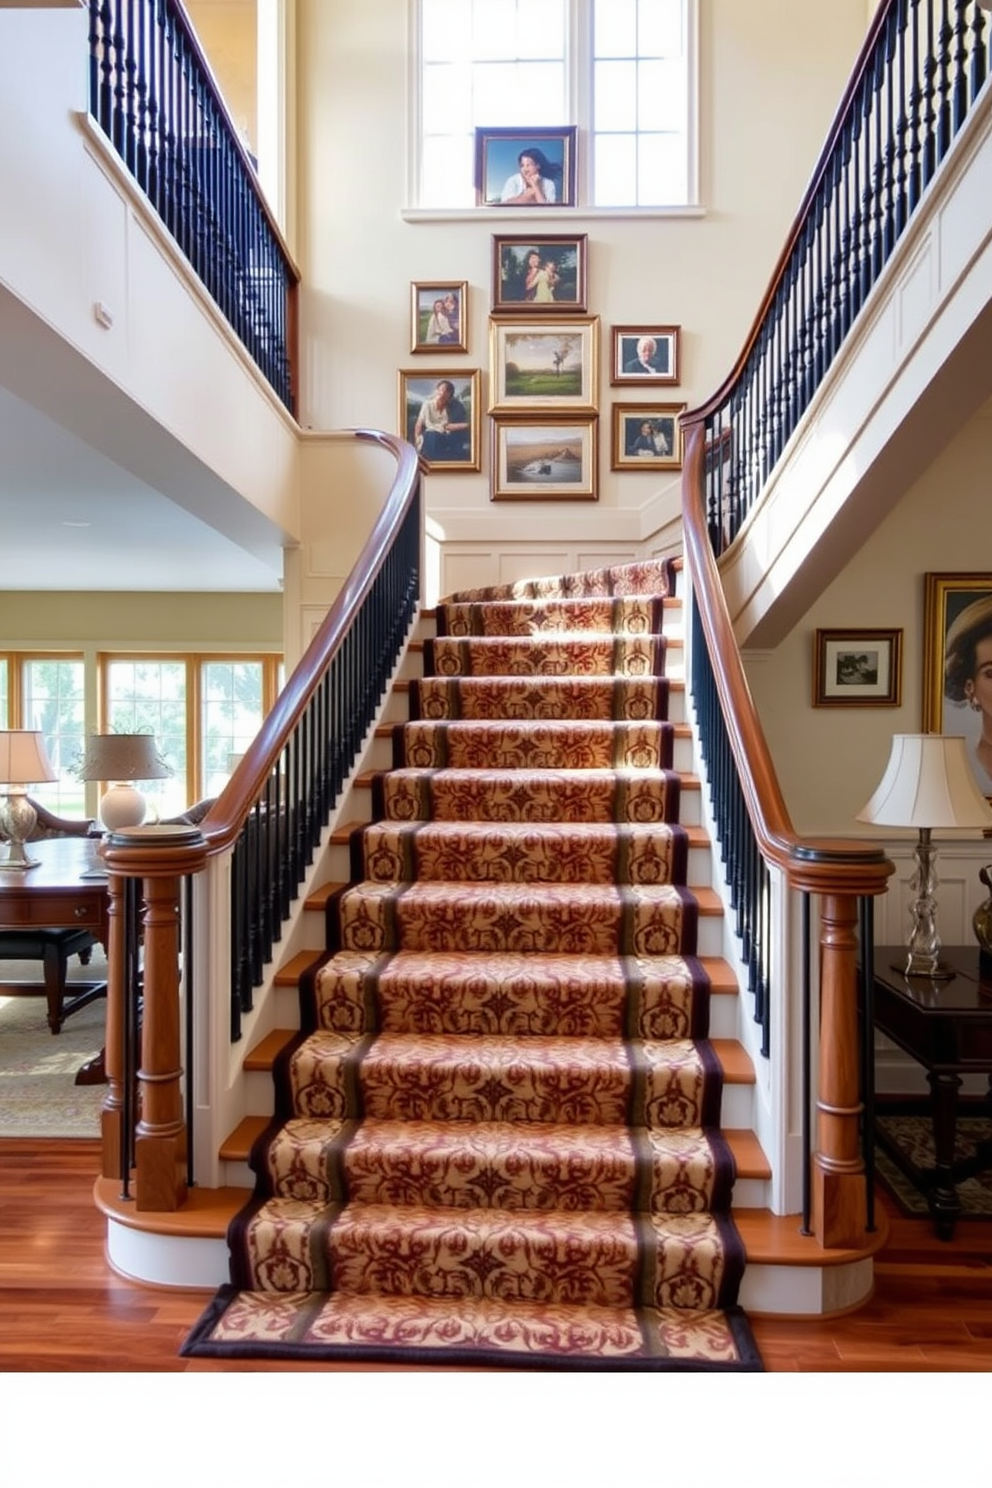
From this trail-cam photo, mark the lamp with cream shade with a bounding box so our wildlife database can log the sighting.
[78,732,172,831]
[857,733,992,978]
[0,730,59,870]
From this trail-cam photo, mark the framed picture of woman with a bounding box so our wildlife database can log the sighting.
[491,234,588,315]
[475,127,577,207]
[410,281,468,353]
[398,369,481,473]
[923,572,992,799]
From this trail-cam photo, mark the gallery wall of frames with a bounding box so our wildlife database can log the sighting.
[399,131,686,502]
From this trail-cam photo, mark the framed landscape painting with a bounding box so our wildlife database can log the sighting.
[491,234,588,315]
[490,415,597,502]
[489,317,598,413]
[398,369,481,473]
[410,281,468,353]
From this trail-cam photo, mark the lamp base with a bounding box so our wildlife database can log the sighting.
[0,792,40,870]
[895,958,955,981]
[0,841,40,871]
[99,783,147,832]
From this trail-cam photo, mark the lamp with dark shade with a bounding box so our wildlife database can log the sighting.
[857,733,992,978]
[0,731,59,870]
[78,733,172,831]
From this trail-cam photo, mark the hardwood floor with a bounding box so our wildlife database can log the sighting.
[1,1138,991,1374]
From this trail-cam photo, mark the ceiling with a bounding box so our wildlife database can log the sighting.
[0,384,285,595]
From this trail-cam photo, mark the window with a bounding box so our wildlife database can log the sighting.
[415,0,696,210]
[20,657,87,817]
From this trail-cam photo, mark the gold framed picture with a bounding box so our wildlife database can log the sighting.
[490,414,597,502]
[398,369,481,473]
[488,316,598,413]
[610,403,685,471]
[610,324,681,385]
[923,572,992,797]
[410,281,468,354]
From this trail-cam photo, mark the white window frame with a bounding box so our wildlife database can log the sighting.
[407,0,700,217]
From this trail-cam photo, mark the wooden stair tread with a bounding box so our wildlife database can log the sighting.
[244,1028,298,1070]
[274,949,326,986]
[699,956,738,995]
[711,1038,755,1083]
[733,1207,889,1268]
[724,1128,771,1178]
[219,1115,271,1161]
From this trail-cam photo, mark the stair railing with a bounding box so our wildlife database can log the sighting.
[680,0,992,1247]
[86,0,300,414]
[99,431,422,1211]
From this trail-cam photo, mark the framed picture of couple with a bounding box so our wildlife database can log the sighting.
[491,234,588,315]
[410,281,468,354]
[610,403,685,471]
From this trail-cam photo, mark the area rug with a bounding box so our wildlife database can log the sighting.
[181,1285,764,1371]
[0,958,107,1137]
[875,1112,992,1219]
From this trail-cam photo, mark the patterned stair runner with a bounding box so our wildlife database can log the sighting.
[183,558,762,1370]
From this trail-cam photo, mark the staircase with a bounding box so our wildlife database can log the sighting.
[189,558,768,1368]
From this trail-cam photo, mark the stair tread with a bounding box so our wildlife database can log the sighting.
[274,950,326,986]
[244,1028,299,1070]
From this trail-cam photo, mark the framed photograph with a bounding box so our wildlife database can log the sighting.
[611,403,686,471]
[410,281,468,353]
[923,572,992,797]
[491,234,588,315]
[475,127,577,208]
[611,325,681,385]
[398,369,481,473]
[813,628,902,708]
[491,415,597,502]
[489,316,598,413]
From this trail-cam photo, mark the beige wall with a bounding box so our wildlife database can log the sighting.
[291,0,871,588]
[0,592,282,649]
[185,0,258,155]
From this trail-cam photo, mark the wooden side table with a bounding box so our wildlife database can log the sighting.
[871,945,992,1238]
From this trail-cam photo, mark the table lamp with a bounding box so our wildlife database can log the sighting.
[0,730,59,870]
[857,733,992,978]
[78,732,172,831]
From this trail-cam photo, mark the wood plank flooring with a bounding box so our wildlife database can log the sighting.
[1,1138,991,1373]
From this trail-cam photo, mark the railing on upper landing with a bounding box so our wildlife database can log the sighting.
[98,432,422,1216]
[86,0,300,414]
[681,0,992,1247]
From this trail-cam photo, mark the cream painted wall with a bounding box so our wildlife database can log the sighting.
[747,401,992,840]
[185,0,259,154]
[0,592,282,649]
[291,0,871,593]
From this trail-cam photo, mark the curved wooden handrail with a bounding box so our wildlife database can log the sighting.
[681,421,892,896]
[202,429,418,860]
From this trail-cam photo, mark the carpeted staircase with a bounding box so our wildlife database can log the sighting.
[183,558,764,1369]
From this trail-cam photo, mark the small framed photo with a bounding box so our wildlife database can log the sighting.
[611,403,686,471]
[410,281,468,353]
[611,325,681,385]
[923,572,992,797]
[398,369,481,473]
[813,628,903,708]
[475,127,577,208]
[491,415,597,502]
[492,234,588,315]
[489,316,598,413]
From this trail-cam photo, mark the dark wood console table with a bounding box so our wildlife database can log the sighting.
[870,945,992,1239]
[0,836,109,1048]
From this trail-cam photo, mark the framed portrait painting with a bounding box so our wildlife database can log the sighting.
[813,628,902,707]
[491,234,588,315]
[398,369,481,473]
[923,572,992,797]
[474,126,577,208]
[489,317,598,413]
[410,281,468,353]
[490,415,597,502]
[610,325,681,386]
[610,404,685,471]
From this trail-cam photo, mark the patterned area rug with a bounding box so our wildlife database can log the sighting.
[183,560,764,1371]
[875,1112,992,1219]
[0,957,106,1137]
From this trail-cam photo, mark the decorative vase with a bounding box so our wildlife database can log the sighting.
[973,864,992,978]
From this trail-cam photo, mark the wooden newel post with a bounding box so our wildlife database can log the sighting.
[99,825,209,1212]
[100,868,127,1182]
[812,890,867,1248]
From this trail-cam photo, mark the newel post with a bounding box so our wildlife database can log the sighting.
[790,843,893,1248]
[99,825,209,1212]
